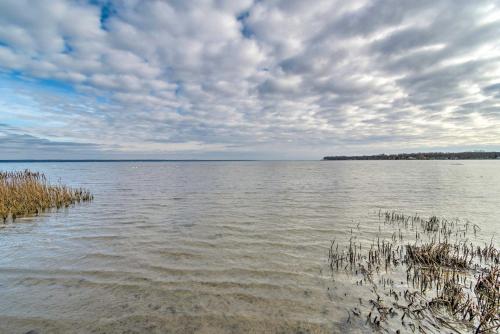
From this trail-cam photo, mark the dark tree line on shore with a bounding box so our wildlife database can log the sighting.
[323,152,500,160]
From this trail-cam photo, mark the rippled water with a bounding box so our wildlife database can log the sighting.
[0,161,499,333]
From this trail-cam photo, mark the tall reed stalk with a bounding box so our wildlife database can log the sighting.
[0,169,93,222]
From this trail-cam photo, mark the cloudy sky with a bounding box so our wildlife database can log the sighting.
[1,0,499,159]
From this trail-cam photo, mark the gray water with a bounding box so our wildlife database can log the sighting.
[0,161,499,333]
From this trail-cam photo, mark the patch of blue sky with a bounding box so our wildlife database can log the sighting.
[0,72,99,130]
[38,78,77,94]
[0,93,41,129]
[88,0,116,30]
[175,81,183,97]
[0,118,38,128]
[0,78,35,108]
[175,107,187,115]
[95,95,111,104]
[0,71,76,95]
[1,70,112,118]
[237,11,254,39]
[63,37,74,54]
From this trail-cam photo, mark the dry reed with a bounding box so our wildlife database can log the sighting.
[329,210,500,333]
[0,169,93,222]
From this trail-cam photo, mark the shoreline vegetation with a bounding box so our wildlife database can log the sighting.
[323,151,500,160]
[0,170,93,222]
[329,211,499,333]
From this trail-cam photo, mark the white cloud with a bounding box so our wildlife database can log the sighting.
[0,0,499,159]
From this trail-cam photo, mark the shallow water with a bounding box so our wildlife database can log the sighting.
[0,161,499,333]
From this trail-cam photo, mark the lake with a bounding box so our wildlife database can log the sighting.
[0,161,499,333]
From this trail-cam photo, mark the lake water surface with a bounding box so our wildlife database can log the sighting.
[0,161,499,333]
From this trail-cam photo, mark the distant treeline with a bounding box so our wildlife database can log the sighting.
[323,152,500,160]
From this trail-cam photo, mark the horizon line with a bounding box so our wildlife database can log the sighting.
[0,159,269,163]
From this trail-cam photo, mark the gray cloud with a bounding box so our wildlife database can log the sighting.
[0,0,499,159]
[0,123,103,159]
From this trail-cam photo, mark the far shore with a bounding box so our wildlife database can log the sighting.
[323,151,500,160]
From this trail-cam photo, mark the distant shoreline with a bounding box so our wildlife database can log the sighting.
[323,152,500,160]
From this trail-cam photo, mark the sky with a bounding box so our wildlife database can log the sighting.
[1,0,500,160]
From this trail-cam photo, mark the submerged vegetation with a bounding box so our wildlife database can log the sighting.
[0,170,92,222]
[328,211,499,333]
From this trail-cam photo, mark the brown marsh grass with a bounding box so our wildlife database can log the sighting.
[0,169,93,222]
[329,211,499,333]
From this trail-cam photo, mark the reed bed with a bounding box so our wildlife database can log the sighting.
[0,169,93,222]
[406,242,470,269]
[328,211,499,333]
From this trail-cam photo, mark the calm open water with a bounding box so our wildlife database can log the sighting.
[0,161,499,333]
